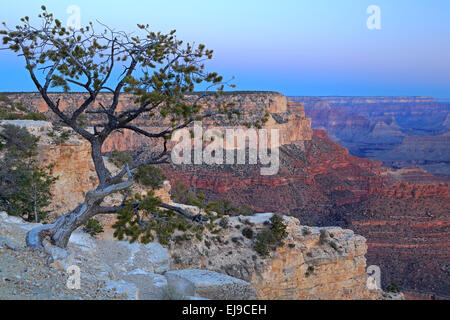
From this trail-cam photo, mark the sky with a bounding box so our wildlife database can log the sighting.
[0,0,449,97]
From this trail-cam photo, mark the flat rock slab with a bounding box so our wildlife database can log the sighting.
[94,240,170,274]
[121,270,168,300]
[164,269,256,300]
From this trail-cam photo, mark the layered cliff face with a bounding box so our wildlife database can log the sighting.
[168,211,387,300]
[0,120,97,218]
[2,92,448,298]
[291,96,450,181]
[3,92,312,151]
[162,129,450,298]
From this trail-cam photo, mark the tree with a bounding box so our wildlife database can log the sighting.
[0,124,57,222]
[1,6,265,249]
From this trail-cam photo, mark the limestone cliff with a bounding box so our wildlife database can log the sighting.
[167,210,394,300]
[0,120,97,218]
[3,92,445,298]
[0,120,393,300]
[2,92,312,151]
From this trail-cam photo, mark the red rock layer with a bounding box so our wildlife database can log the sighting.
[162,130,450,297]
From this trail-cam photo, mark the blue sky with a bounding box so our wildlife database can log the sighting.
[0,0,449,97]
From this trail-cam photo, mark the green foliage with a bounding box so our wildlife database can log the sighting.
[108,150,133,168]
[22,112,47,121]
[135,165,166,189]
[206,199,236,216]
[170,179,188,202]
[242,227,254,239]
[0,109,21,120]
[253,230,276,257]
[83,218,104,237]
[305,266,315,277]
[47,123,71,145]
[0,125,57,222]
[76,113,88,128]
[171,180,254,217]
[253,215,288,257]
[270,214,288,241]
[0,124,39,157]
[112,190,220,246]
[0,94,45,120]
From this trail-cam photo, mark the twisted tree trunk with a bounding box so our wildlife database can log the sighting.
[26,166,133,250]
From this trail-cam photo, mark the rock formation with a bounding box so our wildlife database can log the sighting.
[0,211,258,300]
[1,210,400,300]
[291,96,450,181]
[168,211,389,300]
[2,92,448,298]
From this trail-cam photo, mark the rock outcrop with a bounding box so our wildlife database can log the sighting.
[164,269,256,300]
[0,210,398,300]
[168,212,390,300]
[2,92,312,151]
[0,120,97,218]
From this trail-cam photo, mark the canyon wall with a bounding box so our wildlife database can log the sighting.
[3,92,312,152]
[2,92,448,298]
[0,120,97,218]
[0,120,388,300]
[291,96,450,181]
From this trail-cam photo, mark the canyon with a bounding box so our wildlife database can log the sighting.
[291,96,450,181]
[1,92,449,299]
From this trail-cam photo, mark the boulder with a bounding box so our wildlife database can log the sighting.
[164,269,256,300]
[121,270,168,300]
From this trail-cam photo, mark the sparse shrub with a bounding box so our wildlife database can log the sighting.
[76,113,88,128]
[135,165,166,189]
[0,124,57,222]
[108,150,133,168]
[47,123,71,145]
[253,230,275,257]
[218,217,229,228]
[236,205,253,216]
[83,218,104,237]
[305,265,315,277]
[253,215,288,257]
[0,109,20,120]
[242,227,254,239]
[22,112,46,121]
[270,215,288,241]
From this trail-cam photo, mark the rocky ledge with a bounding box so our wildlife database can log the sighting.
[0,211,402,300]
[0,211,255,300]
